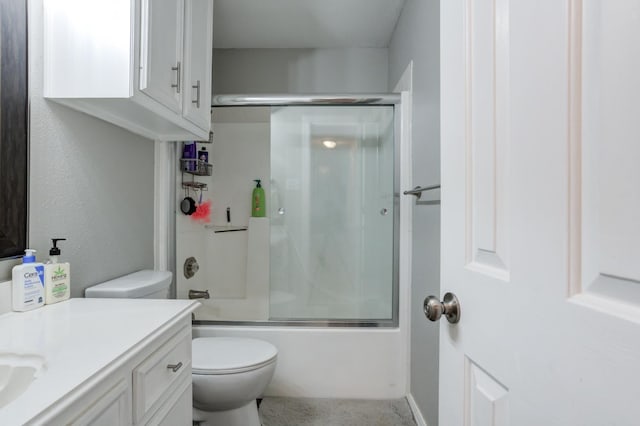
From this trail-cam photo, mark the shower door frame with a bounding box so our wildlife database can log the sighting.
[192,93,403,328]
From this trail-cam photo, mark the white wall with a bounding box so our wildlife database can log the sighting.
[0,0,155,296]
[213,48,388,93]
[388,1,441,425]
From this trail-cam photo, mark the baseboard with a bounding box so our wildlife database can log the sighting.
[406,393,428,426]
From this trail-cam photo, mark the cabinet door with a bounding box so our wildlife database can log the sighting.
[182,0,213,130]
[140,0,184,113]
[154,379,192,426]
[133,327,191,423]
[69,379,130,426]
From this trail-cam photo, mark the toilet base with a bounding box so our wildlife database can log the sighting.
[193,399,261,426]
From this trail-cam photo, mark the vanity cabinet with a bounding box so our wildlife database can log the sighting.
[43,0,213,141]
[31,313,195,425]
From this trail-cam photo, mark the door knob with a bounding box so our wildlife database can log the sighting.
[423,292,460,324]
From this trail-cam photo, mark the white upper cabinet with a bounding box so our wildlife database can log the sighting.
[43,0,213,142]
[140,0,184,114]
[182,0,214,130]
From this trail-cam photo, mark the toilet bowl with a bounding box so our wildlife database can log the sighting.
[192,337,278,426]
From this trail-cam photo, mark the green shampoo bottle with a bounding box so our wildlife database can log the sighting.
[252,179,266,217]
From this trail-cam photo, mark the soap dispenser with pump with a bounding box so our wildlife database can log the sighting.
[12,249,45,311]
[44,238,71,304]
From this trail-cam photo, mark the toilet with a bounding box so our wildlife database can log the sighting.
[192,337,277,426]
[85,270,278,426]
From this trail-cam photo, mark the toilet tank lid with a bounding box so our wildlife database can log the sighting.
[84,270,172,298]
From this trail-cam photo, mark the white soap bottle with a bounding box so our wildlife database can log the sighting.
[12,249,45,311]
[44,238,71,304]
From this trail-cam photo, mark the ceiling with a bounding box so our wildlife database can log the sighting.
[212,0,406,49]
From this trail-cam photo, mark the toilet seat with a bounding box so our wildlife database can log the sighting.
[192,337,278,375]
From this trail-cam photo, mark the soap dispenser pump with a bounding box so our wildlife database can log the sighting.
[44,238,71,305]
[252,179,266,217]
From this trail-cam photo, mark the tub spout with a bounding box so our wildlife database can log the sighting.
[189,289,210,299]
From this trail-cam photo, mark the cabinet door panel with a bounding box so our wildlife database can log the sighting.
[140,0,184,113]
[154,378,192,426]
[69,379,130,426]
[133,327,191,423]
[182,0,213,130]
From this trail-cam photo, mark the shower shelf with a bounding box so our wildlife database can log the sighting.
[180,159,212,176]
[180,157,212,190]
[181,180,207,190]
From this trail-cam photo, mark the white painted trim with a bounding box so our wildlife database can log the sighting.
[153,141,173,272]
[395,61,413,394]
[407,393,429,426]
[568,0,583,297]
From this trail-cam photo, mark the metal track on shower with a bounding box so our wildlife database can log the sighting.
[211,93,401,106]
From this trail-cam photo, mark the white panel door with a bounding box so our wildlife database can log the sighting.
[140,0,184,113]
[440,1,640,425]
[182,0,213,130]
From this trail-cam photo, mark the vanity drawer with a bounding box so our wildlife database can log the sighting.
[132,326,191,423]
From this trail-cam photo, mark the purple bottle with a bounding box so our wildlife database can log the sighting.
[182,141,197,171]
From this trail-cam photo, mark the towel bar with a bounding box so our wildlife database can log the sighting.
[403,184,441,201]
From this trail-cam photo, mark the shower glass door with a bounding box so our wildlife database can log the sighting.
[269,106,395,321]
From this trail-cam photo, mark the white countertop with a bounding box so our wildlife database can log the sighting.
[0,298,199,425]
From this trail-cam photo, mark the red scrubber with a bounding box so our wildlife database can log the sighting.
[191,199,211,223]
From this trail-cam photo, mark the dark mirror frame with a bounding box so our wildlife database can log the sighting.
[0,0,28,259]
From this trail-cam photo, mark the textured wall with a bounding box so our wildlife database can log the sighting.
[0,0,155,295]
[213,48,388,94]
[388,1,441,425]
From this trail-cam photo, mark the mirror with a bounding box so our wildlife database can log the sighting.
[0,0,28,259]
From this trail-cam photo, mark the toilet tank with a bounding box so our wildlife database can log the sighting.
[84,270,172,299]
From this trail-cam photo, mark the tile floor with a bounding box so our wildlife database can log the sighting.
[259,397,417,426]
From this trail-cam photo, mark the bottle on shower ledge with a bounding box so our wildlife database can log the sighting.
[252,179,266,217]
[198,146,209,163]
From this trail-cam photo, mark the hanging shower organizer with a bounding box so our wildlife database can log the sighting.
[180,136,213,190]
